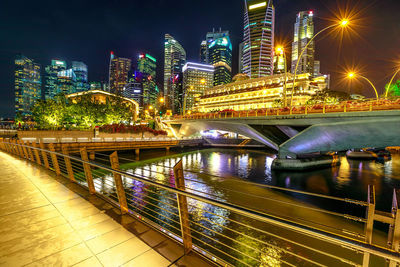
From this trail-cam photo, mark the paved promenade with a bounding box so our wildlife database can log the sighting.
[0,151,210,266]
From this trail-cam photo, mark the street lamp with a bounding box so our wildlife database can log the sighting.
[159,97,164,103]
[290,19,350,107]
[275,46,288,107]
[385,68,400,98]
[347,72,379,100]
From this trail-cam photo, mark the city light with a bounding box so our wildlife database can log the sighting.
[340,19,349,27]
[159,97,164,103]
[149,105,154,110]
[200,78,206,84]
[346,72,379,100]
[275,46,284,55]
[348,72,355,78]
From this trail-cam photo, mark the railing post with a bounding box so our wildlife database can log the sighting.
[363,185,376,267]
[27,141,35,161]
[369,101,373,112]
[61,145,75,182]
[388,189,400,267]
[39,142,50,169]
[80,147,96,194]
[10,140,17,155]
[323,103,326,114]
[173,160,192,254]
[16,140,24,158]
[31,142,41,165]
[48,143,61,175]
[344,103,347,113]
[305,106,308,115]
[22,141,29,160]
[109,151,129,214]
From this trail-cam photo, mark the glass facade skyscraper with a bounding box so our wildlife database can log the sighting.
[208,36,232,86]
[291,11,315,76]
[137,53,158,106]
[199,40,208,63]
[72,61,88,92]
[164,34,186,113]
[14,55,41,115]
[243,0,275,78]
[56,69,77,95]
[182,62,214,113]
[44,60,66,100]
[109,52,132,95]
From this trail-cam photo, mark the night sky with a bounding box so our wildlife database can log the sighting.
[1,0,400,117]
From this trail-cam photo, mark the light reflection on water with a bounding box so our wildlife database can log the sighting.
[93,149,400,266]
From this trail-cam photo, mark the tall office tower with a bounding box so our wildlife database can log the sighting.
[243,0,275,78]
[123,80,143,107]
[137,53,158,106]
[164,34,186,113]
[72,61,88,92]
[199,40,208,63]
[314,60,320,76]
[56,69,77,95]
[208,36,233,86]
[238,42,245,73]
[14,55,41,115]
[109,52,132,95]
[44,60,66,100]
[291,11,315,76]
[273,53,285,74]
[182,62,214,113]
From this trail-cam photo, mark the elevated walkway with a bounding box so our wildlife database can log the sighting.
[0,151,211,266]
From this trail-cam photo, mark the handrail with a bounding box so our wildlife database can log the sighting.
[3,140,400,264]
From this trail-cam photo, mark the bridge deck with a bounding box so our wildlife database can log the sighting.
[0,151,210,266]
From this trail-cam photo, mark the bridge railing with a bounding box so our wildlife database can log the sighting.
[173,98,400,120]
[1,138,400,266]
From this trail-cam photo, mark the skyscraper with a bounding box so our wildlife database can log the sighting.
[137,53,158,106]
[208,36,233,86]
[199,40,207,63]
[44,60,66,100]
[56,69,76,95]
[238,42,245,73]
[273,53,285,74]
[182,62,214,114]
[243,0,275,78]
[72,61,88,92]
[291,11,314,76]
[109,52,131,95]
[14,55,41,115]
[164,34,186,113]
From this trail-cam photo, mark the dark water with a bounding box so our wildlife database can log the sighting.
[92,148,400,266]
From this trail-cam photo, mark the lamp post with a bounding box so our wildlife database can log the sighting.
[347,72,379,100]
[385,68,400,98]
[275,46,288,107]
[290,19,350,108]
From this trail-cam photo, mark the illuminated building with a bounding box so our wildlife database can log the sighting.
[89,81,102,90]
[198,73,329,112]
[314,60,321,76]
[273,53,285,74]
[201,28,229,64]
[44,60,66,100]
[14,55,41,115]
[182,62,214,113]
[109,52,132,95]
[164,34,186,113]
[238,41,245,73]
[208,36,232,86]
[122,81,143,107]
[72,61,88,92]
[199,40,207,63]
[291,11,315,76]
[56,69,77,95]
[137,53,158,106]
[243,0,275,78]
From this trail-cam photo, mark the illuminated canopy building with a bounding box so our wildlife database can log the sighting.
[208,36,233,86]
[164,34,186,113]
[72,61,88,92]
[137,53,158,106]
[182,62,214,113]
[44,60,66,100]
[291,11,315,76]
[198,73,328,112]
[14,54,41,115]
[109,52,132,95]
[242,0,275,78]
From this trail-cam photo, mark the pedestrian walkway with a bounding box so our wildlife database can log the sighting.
[0,151,211,267]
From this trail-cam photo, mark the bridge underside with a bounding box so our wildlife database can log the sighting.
[169,111,400,158]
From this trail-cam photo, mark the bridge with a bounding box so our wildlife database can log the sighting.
[1,138,400,266]
[167,99,400,161]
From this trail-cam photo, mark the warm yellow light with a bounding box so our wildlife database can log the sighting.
[249,2,266,10]
[340,20,349,27]
[149,105,154,110]
[187,111,191,115]
[159,97,164,103]
[348,72,355,78]
[275,46,284,55]
[200,78,206,84]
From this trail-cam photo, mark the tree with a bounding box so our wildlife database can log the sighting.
[385,80,400,97]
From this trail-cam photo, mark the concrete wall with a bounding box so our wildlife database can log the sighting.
[18,130,163,139]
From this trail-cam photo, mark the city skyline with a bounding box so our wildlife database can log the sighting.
[2,0,400,116]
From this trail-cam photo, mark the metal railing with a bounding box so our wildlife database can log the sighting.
[1,138,400,266]
[172,98,400,121]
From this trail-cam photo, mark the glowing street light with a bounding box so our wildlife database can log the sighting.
[159,97,164,103]
[290,18,351,107]
[385,67,400,98]
[149,105,154,110]
[346,72,379,100]
[275,45,288,107]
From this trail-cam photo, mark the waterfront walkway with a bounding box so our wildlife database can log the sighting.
[0,151,210,266]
